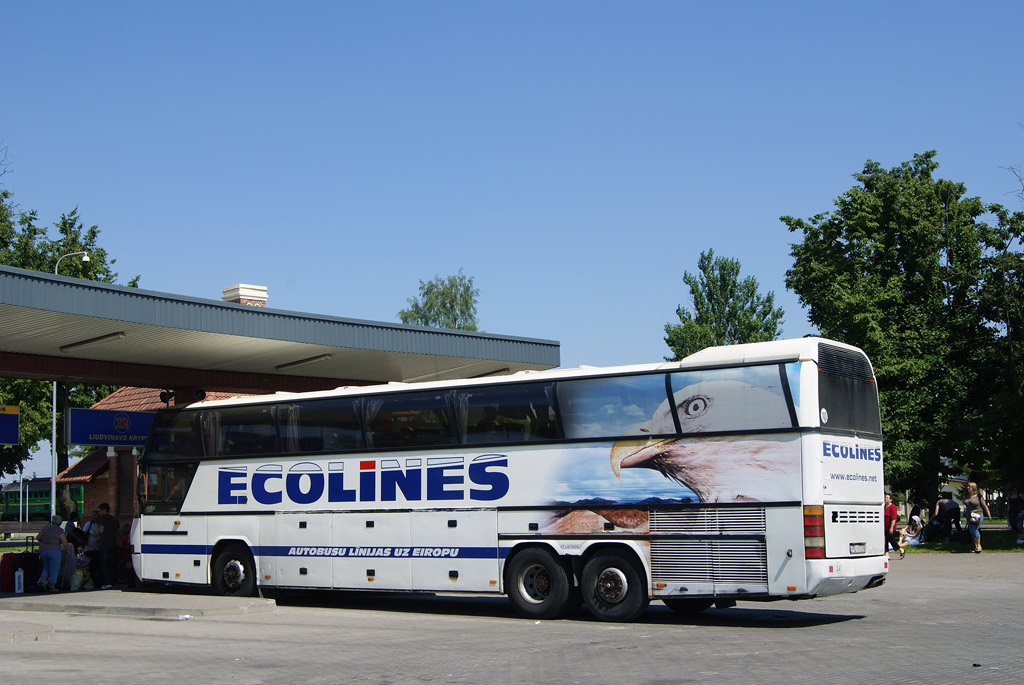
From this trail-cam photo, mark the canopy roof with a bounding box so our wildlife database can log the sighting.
[0,264,559,394]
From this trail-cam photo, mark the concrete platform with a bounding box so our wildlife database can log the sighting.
[0,586,276,642]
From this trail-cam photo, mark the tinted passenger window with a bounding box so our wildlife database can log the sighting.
[456,382,559,443]
[279,398,364,453]
[144,410,200,461]
[557,374,670,439]
[364,391,456,449]
[205,405,279,457]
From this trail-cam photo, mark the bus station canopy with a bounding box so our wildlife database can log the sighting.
[0,265,560,394]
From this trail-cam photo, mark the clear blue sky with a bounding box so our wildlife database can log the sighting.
[4,1,1023,378]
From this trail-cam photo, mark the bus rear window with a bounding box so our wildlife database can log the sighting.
[818,373,881,434]
[817,343,881,434]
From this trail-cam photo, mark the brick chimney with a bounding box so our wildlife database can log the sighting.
[222,284,268,307]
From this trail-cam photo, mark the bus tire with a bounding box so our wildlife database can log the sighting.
[212,543,256,597]
[581,550,649,622]
[505,547,574,620]
[662,598,714,615]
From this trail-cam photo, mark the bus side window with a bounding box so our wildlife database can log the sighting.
[211,405,279,457]
[456,382,558,444]
[556,374,669,440]
[529,408,557,440]
[364,392,455,449]
[143,463,197,514]
[279,399,364,454]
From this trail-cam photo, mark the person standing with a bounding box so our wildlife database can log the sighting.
[963,482,992,553]
[97,503,119,589]
[1007,487,1024,545]
[80,508,102,584]
[932,497,962,541]
[883,493,900,558]
[36,515,72,592]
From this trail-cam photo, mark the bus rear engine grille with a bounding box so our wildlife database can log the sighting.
[650,507,766,535]
[651,540,768,585]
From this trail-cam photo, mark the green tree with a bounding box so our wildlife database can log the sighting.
[664,249,784,360]
[974,202,1024,488]
[1,187,138,514]
[782,151,999,497]
[398,268,480,331]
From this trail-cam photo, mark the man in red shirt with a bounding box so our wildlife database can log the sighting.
[884,493,901,559]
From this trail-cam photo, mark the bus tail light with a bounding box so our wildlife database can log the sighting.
[804,505,825,558]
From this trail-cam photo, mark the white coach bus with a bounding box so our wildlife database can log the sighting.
[131,337,887,622]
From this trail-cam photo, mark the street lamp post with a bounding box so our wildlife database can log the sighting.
[51,251,89,518]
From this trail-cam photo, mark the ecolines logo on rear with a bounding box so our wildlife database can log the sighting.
[217,454,510,506]
[822,441,882,462]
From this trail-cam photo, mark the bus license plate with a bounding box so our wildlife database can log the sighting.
[849,543,866,554]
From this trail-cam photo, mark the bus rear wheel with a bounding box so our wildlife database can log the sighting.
[581,551,649,622]
[662,598,714,615]
[505,548,574,620]
[212,543,256,597]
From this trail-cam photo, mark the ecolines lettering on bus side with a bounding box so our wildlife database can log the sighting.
[822,441,882,462]
[216,455,510,506]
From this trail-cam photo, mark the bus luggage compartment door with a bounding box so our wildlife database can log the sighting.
[410,510,499,592]
[332,511,412,590]
[273,513,334,588]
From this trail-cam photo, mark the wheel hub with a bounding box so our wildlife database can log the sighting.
[518,563,551,604]
[223,559,246,591]
[595,567,628,604]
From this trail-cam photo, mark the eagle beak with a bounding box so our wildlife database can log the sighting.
[611,438,674,479]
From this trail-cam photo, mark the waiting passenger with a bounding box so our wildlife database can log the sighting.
[898,515,923,558]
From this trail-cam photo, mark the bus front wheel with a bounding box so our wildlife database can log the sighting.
[505,547,575,620]
[581,551,649,622]
[212,543,256,597]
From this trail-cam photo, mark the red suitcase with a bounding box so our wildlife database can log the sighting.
[0,551,19,592]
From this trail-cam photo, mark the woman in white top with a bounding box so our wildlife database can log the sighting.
[897,515,923,558]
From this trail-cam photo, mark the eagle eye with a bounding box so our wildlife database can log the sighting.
[679,396,709,418]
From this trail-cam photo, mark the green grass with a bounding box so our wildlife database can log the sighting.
[903,528,1024,554]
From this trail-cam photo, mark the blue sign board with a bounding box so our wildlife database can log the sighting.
[0,406,18,445]
[67,408,155,447]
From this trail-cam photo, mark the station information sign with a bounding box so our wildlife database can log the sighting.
[0,405,18,445]
[67,408,155,447]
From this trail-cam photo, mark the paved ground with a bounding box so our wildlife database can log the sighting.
[0,552,1019,684]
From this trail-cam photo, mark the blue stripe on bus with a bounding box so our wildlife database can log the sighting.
[140,544,510,559]
[256,546,501,559]
[140,544,212,555]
